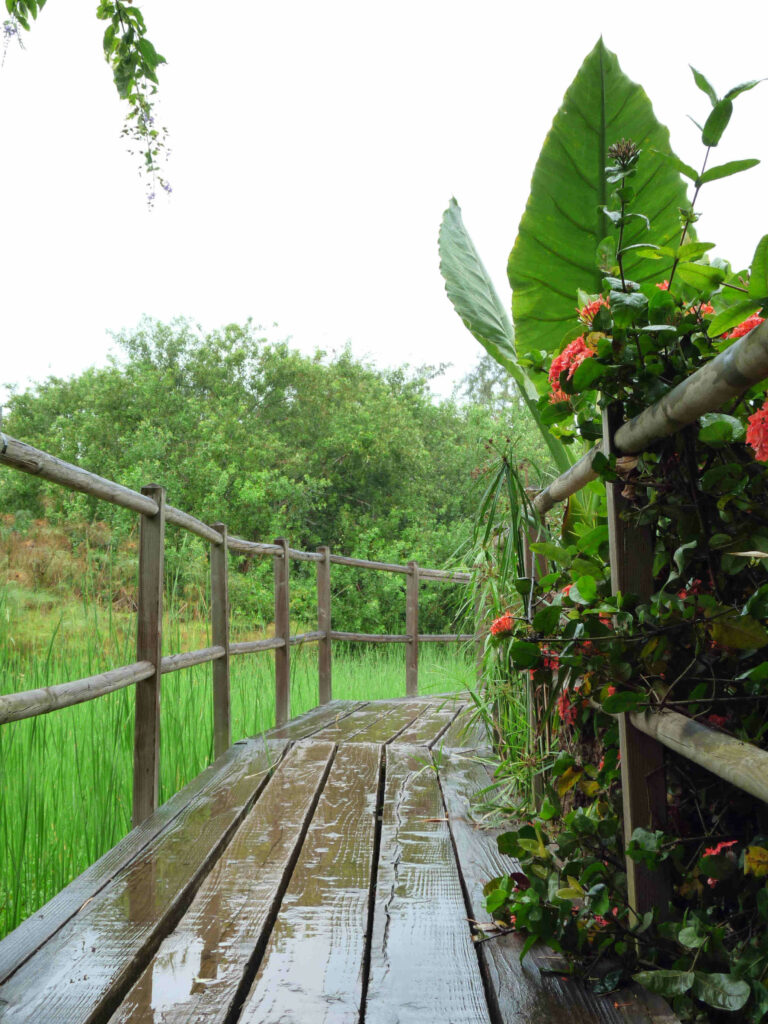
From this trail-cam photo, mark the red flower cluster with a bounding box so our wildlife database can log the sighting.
[706,714,728,729]
[557,688,577,725]
[540,645,560,671]
[703,839,737,857]
[656,280,670,290]
[688,302,714,317]
[548,336,596,401]
[490,612,514,637]
[577,296,609,326]
[747,399,768,462]
[726,313,765,340]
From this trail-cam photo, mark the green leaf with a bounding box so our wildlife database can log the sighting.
[533,605,562,633]
[677,242,716,260]
[675,263,725,290]
[678,921,707,949]
[570,574,597,604]
[701,99,733,146]
[697,413,746,445]
[632,970,694,998]
[529,542,572,565]
[509,640,542,668]
[708,298,765,337]
[609,288,648,327]
[508,40,690,365]
[692,973,751,1012]
[690,66,718,107]
[710,612,768,650]
[749,234,768,299]
[724,79,765,102]
[602,691,644,714]
[570,356,606,391]
[439,199,571,474]
[653,150,699,183]
[697,158,760,186]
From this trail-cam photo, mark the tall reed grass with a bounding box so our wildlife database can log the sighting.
[0,580,474,939]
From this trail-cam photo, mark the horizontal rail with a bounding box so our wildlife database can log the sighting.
[630,707,768,805]
[534,318,768,513]
[330,631,410,643]
[418,568,471,582]
[227,537,284,556]
[0,436,158,516]
[289,631,324,645]
[160,646,226,674]
[0,661,155,724]
[287,548,324,563]
[165,508,223,545]
[328,554,410,574]
[229,637,286,655]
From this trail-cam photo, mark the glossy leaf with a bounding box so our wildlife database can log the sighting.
[708,298,765,337]
[749,234,768,299]
[698,413,746,445]
[690,66,718,107]
[508,40,690,368]
[439,198,572,473]
[691,973,750,1012]
[632,970,695,997]
[675,262,725,290]
[710,612,768,650]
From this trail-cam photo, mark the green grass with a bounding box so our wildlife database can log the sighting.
[0,588,475,939]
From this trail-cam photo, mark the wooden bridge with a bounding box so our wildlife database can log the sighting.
[0,693,674,1023]
[0,435,681,1021]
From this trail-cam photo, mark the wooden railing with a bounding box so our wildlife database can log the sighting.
[527,317,768,916]
[0,434,472,825]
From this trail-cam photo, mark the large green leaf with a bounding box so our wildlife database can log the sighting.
[439,198,572,474]
[508,39,691,375]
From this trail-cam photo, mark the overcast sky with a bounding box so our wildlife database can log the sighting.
[1,0,766,405]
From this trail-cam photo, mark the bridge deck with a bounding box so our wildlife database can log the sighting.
[0,695,675,1023]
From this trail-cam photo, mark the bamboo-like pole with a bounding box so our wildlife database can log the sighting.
[533,444,603,514]
[406,561,419,696]
[210,522,231,758]
[317,546,332,704]
[273,538,291,726]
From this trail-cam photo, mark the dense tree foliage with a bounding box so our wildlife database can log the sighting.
[2,319,550,633]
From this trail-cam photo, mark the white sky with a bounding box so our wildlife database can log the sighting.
[1,0,766,404]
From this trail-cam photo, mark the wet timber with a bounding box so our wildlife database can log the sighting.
[0,695,677,1024]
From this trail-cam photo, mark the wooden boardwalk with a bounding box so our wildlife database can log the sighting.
[0,695,675,1023]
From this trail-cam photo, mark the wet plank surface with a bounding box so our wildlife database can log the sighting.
[110,740,336,1024]
[0,695,677,1024]
[240,742,381,1024]
[364,743,491,1024]
[0,737,285,1023]
[438,751,678,1024]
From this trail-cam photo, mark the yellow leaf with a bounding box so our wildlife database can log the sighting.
[555,766,583,797]
[567,875,586,895]
[745,846,768,877]
[579,779,600,797]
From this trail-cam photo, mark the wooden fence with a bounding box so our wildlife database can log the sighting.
[0,433,472,826]
[527,317,768,917]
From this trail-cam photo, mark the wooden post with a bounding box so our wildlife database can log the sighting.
[273,538,291,727]
[210,523,230,759]
[603,405,670,920]
[317,546,332,704]
[133,484,165,827]
[406,561,419,696]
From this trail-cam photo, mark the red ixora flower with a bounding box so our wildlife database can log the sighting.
[557,688,577,726]
[656,280,670,290]
[541,645,560,671]
[747,399,768,462]
[490,612,514,638]
[703,839,737,857]
[548,336,597,394]
[688,302,715,317]
[707,713,728,729]
[577,296,609,326]
[726,313,765,340]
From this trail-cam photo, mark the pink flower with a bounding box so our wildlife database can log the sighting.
[561,584,572,597]
[707,877,718,888]
[593,915,609,927]
[490,612,514,637]
[688,302,714,316]
[541,645,560,671]
[703,840,737,857]
[606,685,616,696]
[726,313,765,340]
[707,714,728,729]
[656,280,670,290]
[548,336,597,395]
[549,387,569,404]
[747,400,768,462]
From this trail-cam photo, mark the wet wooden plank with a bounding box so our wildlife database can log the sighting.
[0,738,285,1024]
[240,742,381,1023]
[110,740,336,1024]
[0,737,282,987]
[438,752,678,1024]
[265,699,368,741]
[396,701,466,746]
[437,704,491,752]
[310,700,423,744]
[365,744,491,1024]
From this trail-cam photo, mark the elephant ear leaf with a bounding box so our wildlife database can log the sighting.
[439,198,572,473]
[508,38,691,374]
